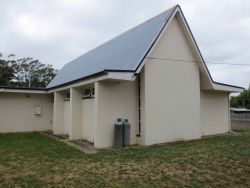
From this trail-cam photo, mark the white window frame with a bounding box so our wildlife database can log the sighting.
[65,92,70,101]
[83,87,95,99]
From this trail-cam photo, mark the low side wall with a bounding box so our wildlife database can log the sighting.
[81,98,95,142]
[95,81,138,148]
[64,101,70,134]
[200,91,230,136]
[0,92,53,132]
[141,16,202,145]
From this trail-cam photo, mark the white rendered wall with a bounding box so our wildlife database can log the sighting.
[64,101,70,135]
[141,17,201,145]
[0,93,52,132]
[81,98,95,142]
[95,81,138,148]
[53,91,64,134]
[69,88,82,140]
[200,91,230,135]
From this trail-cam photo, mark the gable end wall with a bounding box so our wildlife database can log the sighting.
[141,17,202,145]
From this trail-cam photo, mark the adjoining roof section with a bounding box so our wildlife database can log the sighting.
[0,86,48,93]
[230,108,250,112]
[213,82,244,93]
[47,5,177,88]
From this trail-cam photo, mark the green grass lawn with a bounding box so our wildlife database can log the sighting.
[0,132,249,187]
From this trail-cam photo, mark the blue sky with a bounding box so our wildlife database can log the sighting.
[0,0,249,88]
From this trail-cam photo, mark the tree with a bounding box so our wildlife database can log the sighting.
[0,54,15,86]
[14,57,58,88]
[0,53,57,88]
[230,85,250,109]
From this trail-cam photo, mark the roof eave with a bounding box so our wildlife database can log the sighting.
[47,70,136,92]
[212,82,244,93]
[0,87,48,94]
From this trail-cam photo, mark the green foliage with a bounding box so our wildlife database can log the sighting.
[230,85,250,109]
[0,54,15,86]
[0,53,57,88]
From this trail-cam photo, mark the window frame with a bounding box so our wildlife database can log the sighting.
[82,87,95,99]
[64,92,70,101]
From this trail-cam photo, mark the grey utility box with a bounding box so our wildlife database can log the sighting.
[114,118,123,147]
[123,119,131,146]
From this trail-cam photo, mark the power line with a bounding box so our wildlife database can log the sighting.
[145,57,250,66]
[206,62,250,66]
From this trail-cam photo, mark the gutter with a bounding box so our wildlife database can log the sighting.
[0,86,47,91]
[0,87,48,94]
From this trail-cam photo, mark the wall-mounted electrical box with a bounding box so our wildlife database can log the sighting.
[34,105,42,115]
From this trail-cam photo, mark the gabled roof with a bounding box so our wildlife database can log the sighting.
[47,6,176,88]
[47,5,244,93]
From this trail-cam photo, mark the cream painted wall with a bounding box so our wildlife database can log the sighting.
[200,91,230,135]
[141,17,201,145]
[69,88,82,140]
[51,103,54,126]
[95,81,138,148]
[53,91,64,134]
[64,101,70,134]
[81,98,95,142]
[0,93,52,132]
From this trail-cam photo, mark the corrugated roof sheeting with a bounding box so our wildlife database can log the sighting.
[47,6,176,88]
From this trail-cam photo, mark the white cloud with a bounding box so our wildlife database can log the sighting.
[0,0,249,88]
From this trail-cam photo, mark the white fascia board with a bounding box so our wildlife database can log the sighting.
[0,88,48,94]
[212,83,244,93]
[107,72,136,81]
[47,72,135,93]
[48,74,109,93]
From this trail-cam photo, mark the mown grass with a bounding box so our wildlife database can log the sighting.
[0,132,249,187]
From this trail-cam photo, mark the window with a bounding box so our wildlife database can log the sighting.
[83,88,91,98]
[91,87,95,97]
[83,87,95,99]
[66,92,70,99]
[65,92,70,101]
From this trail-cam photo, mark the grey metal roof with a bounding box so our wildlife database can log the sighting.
[47,6,176,88]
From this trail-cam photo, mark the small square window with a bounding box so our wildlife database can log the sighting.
[65,92,70,101]
[83,88,91,98]
[83,87,95,99]
[66,92,70,99]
